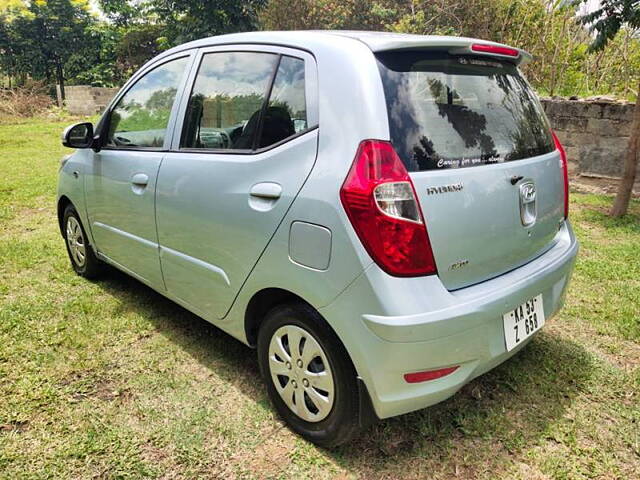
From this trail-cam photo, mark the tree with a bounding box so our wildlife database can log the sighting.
[115,23,166,75]
[97,0,267,69]
[0,0,30,87]
[580,0,640,217]
[29,0,95,101]
[98,0,141,27]
[0,0,96,100]
[151,0,267,45]
[62,22,124,88]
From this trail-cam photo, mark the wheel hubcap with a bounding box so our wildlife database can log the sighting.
[66,216,86,267]
[268,325,335,422]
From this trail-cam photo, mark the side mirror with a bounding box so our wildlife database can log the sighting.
[62,122,94,149]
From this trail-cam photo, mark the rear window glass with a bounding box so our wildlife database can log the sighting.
[377,51,554,171]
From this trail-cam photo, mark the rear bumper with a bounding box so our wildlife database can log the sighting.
[319,221,578,419]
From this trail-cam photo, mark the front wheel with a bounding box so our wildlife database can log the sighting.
[63,204,103,279]
[257,303,361,447]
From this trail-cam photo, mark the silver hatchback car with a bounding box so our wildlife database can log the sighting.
[58,31,578,446]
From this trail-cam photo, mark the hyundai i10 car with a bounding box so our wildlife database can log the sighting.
[58,31,578,446]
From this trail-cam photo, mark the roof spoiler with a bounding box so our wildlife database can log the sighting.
[449,43,533,65]
[359,34,533,65]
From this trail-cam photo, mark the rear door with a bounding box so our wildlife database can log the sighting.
[377,51,564,290]
[156,46,318,319]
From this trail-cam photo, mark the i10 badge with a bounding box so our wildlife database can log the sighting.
[503,294,545,351]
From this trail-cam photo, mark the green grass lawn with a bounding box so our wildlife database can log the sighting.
[0,118,638,479]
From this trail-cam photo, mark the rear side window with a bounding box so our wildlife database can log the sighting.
[106,56,189,149]
[257,56,307,148]
[377,51,554,171]
[181,52,307,151]
[181,52,278,150]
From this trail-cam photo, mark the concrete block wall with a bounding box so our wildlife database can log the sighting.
[57,85,120,116]
[540,97,636,179]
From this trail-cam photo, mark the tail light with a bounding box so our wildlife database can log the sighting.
[552,131,569,219]
[340,140,437,277]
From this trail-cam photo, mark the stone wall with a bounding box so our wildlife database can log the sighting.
[540,97,635,179]
[57,85,119,116]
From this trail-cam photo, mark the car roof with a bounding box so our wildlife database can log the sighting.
[157,30,532,64]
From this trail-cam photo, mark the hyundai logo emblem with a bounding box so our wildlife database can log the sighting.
[519,180,536,227]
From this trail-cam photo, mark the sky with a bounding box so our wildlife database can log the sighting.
[578,0,601,16]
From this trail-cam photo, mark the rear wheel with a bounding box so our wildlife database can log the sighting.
[257,303,360,447]
[63,204,103,279]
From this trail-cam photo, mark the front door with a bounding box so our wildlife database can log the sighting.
[156,48,319,319]
[85,55,192,287]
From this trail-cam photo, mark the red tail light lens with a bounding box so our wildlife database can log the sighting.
[340,140,437,277]
[471,43,520,57]
[552,131,569,219]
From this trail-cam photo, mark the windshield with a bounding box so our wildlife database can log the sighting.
[377,51,554,171]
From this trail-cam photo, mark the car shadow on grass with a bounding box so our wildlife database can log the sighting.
[96,267,267,399]
[96,267,595,477]
[333,333,595,477]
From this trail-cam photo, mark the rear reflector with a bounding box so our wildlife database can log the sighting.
[552,131,569,219]
[471,43,519,57]
[404,366,459,384]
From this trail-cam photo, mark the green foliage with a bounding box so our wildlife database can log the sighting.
[111,106,170,137]
[0,0,95,91]
[109,87,177,144]
[579,0,640,51]
[0,0,638,101]
[1,0,267,92]
[260,0,640,100]
[65,23,124,87]
[114,23,165,76]
[151,0,267,45]
[98,0,140,27]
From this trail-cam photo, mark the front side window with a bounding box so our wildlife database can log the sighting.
[106,57,189,149]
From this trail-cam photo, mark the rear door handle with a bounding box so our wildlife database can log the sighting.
[131,173,149,186]
[249,182,282,200]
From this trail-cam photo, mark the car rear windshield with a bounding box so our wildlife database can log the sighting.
[376,51,554,171]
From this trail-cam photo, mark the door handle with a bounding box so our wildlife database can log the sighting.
[249,182,282,200]
[131,173,149,187]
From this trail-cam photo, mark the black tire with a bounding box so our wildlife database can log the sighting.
[62,204,103,279]
[257,302,360,447]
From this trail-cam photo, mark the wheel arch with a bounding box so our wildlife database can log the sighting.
[57,195,73,235]
[245,287,379,429]
[244,288,311,347]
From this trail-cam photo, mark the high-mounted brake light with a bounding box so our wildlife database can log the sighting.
[340,140,437,277]
[471,43,519,58]
[404,366,459,384]
[552,131,569,219]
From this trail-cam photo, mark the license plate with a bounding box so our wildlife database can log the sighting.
[503,294,545,351]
